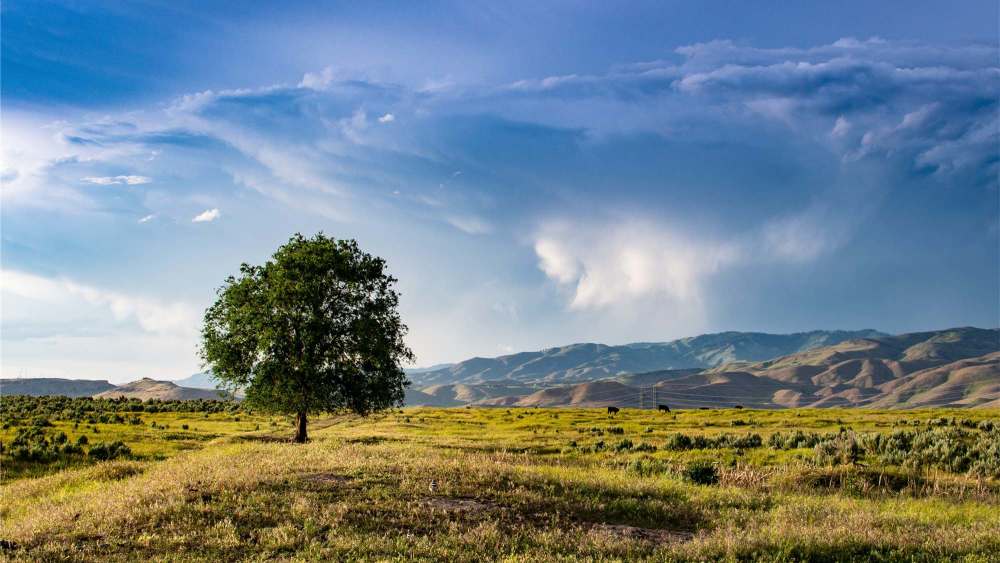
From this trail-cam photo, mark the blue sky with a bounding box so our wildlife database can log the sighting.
[2,1,998,382]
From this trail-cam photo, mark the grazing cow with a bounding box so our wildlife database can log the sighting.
[699,406,710,410]
[734,405,744,410]
[607,406,620,416]
[657,404,670,413]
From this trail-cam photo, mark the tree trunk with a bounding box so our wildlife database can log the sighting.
[294,411,308,443]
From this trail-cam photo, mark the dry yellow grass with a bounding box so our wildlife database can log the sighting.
[2,408,998,561]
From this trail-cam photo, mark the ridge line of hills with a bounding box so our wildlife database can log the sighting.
[408,327,999,409]
[3,327,997,408]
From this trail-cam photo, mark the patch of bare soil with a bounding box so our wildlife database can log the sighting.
[589,523,693,543]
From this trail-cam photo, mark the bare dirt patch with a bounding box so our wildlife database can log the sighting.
[589,523,693,543]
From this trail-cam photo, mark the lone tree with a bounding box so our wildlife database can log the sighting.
[200,233,413,442]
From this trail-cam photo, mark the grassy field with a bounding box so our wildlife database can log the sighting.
[2,405,999,561]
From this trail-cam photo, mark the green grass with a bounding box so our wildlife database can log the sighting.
[1,411,284,481]
[2,407,998,561]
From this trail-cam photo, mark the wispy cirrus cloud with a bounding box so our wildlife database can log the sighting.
[82,175,152,185]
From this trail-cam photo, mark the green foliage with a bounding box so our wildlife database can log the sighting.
[0,395,239,424]
[662,432,762,450]
[768,430,827,450]
[86,441,132,461]
[200,233,413,441]
[612,438,633,452]
[813,432,861,466]
[7,426,86,462]
[683,460,719,485]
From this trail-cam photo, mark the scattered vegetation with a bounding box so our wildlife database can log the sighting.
[1,406,997,560]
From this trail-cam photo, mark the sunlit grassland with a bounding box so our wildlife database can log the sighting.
[1,411,284,481]
[2,407,998,561]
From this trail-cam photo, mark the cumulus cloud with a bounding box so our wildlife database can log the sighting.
[82,175,152,185]
[534,220,739,310]
[378,113,395,123]
[138,214,156,223]
[1,269,198,335]
[192,208,220,222]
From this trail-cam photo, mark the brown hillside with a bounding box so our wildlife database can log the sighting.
[95,378,229,401]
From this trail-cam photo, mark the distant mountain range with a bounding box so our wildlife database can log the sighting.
[407,327,999,409]
[5,328,996,409]
[95,378,230,400]
[1,377,230,401]
[0,378,117,398]
[173,372,219,389]
[409,329,886,387]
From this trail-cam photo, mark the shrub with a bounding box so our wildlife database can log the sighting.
[683,460,719,485]
[664,433,693,450]
[626,458,671,476]
[813,433,860,466]
[612,439,634,452]
[87,441,132,461]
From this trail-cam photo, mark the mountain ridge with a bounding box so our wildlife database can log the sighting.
[410,329,887,386]
[457,328,999,409]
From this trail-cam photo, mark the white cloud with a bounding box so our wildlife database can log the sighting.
[446,215,492,235]
[534,220,739,310]
[82,175,152,185]
[192,208,220,222]
[1,269,199,336]
[1,270,202,382]
[299,66,337,90]
[378,113,395,123]
[138,214,156,223]
[831,116,851,137]
[534,238,580,284]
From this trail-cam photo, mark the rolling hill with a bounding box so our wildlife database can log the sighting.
[5,328,994,409]
[414,327,998,409]
[94,378,231,400]
[410,329,885,386]
[0,378,116,397]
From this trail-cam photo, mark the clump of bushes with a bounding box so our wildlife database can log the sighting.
[87,441,132,461]
[683,460,719,485]
[7,426,87,462]
[612,438,634,452]
[815,427,1000,479]
[662,432,762,451]
[626,458,671,476]
[813,433,861,466]
[768,430,826,450]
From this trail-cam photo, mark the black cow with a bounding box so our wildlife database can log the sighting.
[734,405,744,409]
[607,406,620,416]
[657,404,670,413]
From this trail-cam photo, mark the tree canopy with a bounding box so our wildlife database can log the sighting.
[200,233,413,442]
